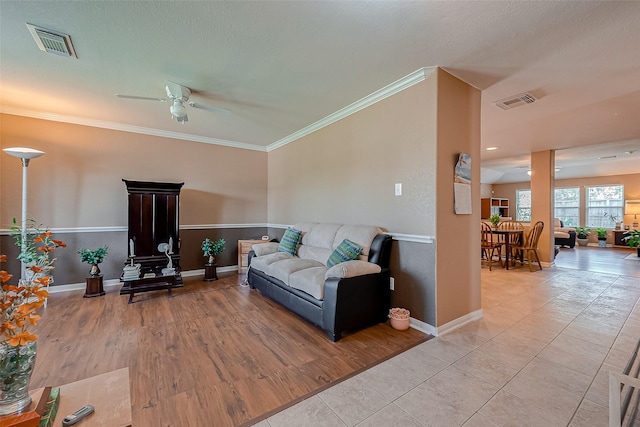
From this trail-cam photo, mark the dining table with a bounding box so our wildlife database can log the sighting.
[491,228,524,270]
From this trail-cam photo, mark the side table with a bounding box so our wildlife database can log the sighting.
[238,239,266,273]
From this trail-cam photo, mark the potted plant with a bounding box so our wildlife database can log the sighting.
[1,226,65,415]
[78,246,108,277]
[489,213,501,228]
[623,229,640,257]
[595,228,608,247]
[575,227,590,246]
[202,238,225,281]
[78,245,108,298]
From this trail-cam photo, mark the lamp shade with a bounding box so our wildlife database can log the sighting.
[3,147,45,159]
[626,200,640,216]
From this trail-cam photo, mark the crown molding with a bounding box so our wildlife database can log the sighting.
[0,108,267,152]
[266,67,435,152]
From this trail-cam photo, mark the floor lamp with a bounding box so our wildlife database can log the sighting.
[3,147,45,279]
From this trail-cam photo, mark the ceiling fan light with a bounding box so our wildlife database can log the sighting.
[170,100,187,118]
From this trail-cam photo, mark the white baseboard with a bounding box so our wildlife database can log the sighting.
[435,309,484,336]
[407,317,437,336]
[47,265,240,295]
[405,309,483,337]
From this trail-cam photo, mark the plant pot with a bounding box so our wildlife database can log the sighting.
[390,317,410,331]
[0,341,37,415]
[636,247,640,257]
[598,239,607,248]
[389,307,410,331]
[90,264,101,277]
[577,238,588,246]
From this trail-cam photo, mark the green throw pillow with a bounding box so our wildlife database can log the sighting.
[327,239,363,267]
[278,228,302,255]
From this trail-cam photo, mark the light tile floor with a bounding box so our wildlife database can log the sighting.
[254,264,640,427]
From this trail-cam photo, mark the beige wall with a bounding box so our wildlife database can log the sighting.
[267,74,437,235]
[1,114,268,228]
[435,69,482,326]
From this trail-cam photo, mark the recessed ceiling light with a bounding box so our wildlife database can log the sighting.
[486,147,498,151]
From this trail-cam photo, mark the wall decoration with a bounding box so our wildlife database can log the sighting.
[454,153,472,214]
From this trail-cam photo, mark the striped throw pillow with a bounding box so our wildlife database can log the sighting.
[278,228,302,256]
[327,239,363,267]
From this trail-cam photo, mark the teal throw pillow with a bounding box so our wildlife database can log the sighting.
[278,228,302,256]
[327,239,363,267]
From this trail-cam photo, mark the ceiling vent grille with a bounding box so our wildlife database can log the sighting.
[26,23,77,58]
[494,92,536,110]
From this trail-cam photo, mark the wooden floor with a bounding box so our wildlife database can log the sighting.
[555,245,640,278]
[30,273,427,427]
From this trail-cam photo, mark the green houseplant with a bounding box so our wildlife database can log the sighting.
[575,227,590,246]
[78,245,108,276]
[202,238,225,281]
[489,213,501,228]
[623,229,640,257]
[595,228,608,247]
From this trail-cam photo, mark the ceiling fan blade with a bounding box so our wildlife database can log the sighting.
[116,94,166,102]
[188,101,231,115]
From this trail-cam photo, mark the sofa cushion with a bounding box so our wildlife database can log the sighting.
[288,266,328,300]
[267,258,325,284]
[297,245,333,264]
[252,242,279,257]
[327,239,363,267]
[325,260,382,279]
[296,223,341,250]
[250,252,293,274]
[278,227,302,255]
[332,225,382,260]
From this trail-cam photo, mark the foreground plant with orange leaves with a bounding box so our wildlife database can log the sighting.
[0,229,66,346]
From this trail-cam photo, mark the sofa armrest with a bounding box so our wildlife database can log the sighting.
[252,242,280,257]
[322,269,391,341]
[325,260,381,279]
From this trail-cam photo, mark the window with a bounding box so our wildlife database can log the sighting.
[516,189,531,221]
[554,187,580,227]
[586,185,624,228]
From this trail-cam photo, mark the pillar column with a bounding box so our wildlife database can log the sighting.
[530,150,555,265]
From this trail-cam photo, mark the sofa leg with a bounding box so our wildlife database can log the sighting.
[327,331,340,342]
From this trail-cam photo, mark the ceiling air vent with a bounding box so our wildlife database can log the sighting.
[26,23,77,58]
[494,92,536,110]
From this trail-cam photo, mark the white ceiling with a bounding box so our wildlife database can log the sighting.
[1,1,639,179]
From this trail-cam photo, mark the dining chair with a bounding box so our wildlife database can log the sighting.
[498,220,524,267]
[481,222,502,270]
[513,220,544,271]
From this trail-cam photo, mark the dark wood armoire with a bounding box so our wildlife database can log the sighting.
[120,180,184,301]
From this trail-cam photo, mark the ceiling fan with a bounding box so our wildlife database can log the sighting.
[116,81,230,124]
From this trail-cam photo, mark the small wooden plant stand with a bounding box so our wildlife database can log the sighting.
[204,263,218,281]
[84,275,105,298]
